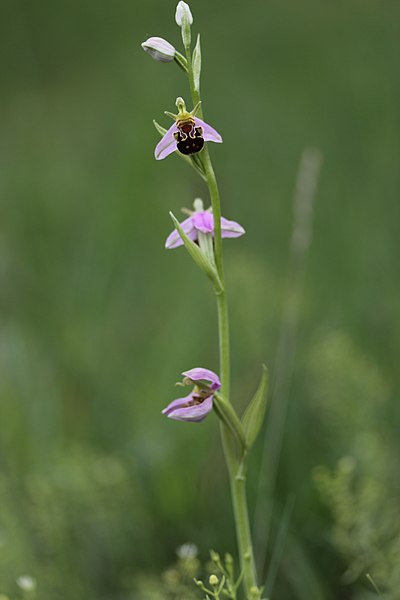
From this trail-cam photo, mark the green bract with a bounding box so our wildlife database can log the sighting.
[242,365,269,448]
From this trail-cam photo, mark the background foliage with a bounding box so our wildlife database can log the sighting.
[1,0,399,598]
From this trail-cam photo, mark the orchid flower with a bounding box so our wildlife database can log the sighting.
[162,368,221,422]
[141,37,176,62]
[165,207,245,249]
[155,97,222,160]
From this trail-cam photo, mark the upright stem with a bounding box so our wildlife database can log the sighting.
[184,44,229,396]
[231,466,258,594]
[184,40,258,598]
[202,153,230,397]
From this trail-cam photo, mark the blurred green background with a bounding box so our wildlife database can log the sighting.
[1,0,400,598]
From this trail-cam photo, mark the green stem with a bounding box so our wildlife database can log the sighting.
[231,466,258,595]
[184,39,258,598]
[202,151,230,398]
[184,42,228,394]
[174,51,188,73]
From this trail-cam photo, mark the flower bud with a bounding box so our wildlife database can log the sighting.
[175,1,193,26]
[249,586,262,599]
[209,574,219,586]
[141,37,176,62]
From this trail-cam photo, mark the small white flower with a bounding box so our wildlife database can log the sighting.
[176,542,198,559]
[175,1,193,26]
[141,37,176,62]
[16,576,37,592]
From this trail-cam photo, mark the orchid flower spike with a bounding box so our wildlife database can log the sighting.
[155,97,222,160]
[162,368,221,422]
[166,206,245,249]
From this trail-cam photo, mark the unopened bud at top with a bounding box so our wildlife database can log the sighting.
[141,37,176,62]
[175,1,193,26]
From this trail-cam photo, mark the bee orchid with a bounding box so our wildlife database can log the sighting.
[155,97,222,160]
[165,208,245,249]
[162,368,221,422]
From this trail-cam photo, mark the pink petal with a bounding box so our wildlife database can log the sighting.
[162,393,194,416]
[154,122,179,160]
[192,211,214,233]
[194,117,223,144]
[220,216,246,239]
[165,215,197,249]
[164,395,213,422]
[182,368,221,391]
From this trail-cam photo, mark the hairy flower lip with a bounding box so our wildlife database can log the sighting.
[154,116,222,160]
[162,368,220,422]
[165,210,245,249]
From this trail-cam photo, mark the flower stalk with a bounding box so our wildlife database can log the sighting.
[182,20,259,598]
[183,36,229,393]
